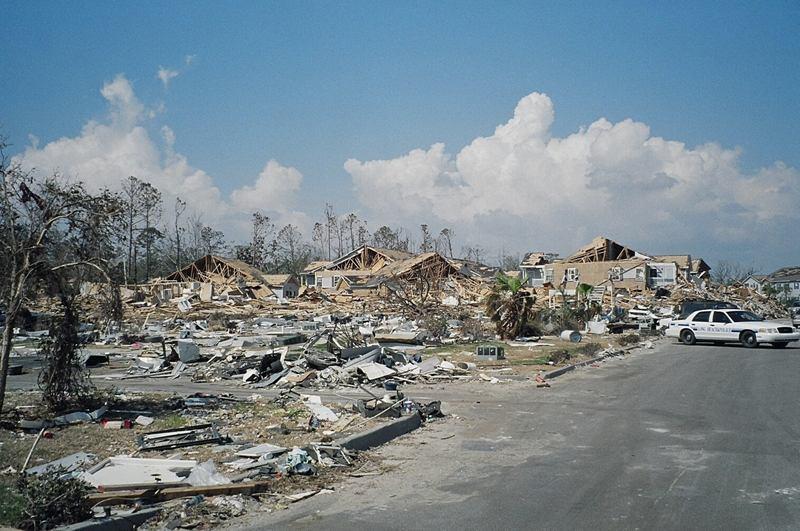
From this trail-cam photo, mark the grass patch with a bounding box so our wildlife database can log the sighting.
[509,356,551,366]
[283,407,307,420]
[0,485,25,528]
[157,413,188,430]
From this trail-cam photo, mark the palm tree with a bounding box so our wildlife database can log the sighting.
[485,273,536,339]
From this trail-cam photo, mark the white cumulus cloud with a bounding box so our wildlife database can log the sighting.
[345,92,800,264]
[13,74,308,238]
[231,159,303,212]
[157,66,180,88]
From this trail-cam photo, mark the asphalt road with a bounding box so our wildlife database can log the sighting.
[232,340,800,531]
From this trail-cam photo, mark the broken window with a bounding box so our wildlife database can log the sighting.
[566,268,578,281]
[610,267,624,281]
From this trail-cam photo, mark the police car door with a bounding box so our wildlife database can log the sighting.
[711,311,734,341]
[691,310,712,340]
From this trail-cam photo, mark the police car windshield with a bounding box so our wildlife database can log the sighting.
[726,311,763,322]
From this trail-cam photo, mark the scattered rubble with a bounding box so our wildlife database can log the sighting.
[4,240,795,529]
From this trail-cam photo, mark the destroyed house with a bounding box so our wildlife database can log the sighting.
[163,255,297,300]
[447,257,501,282]
[348,252,463,297]
[521,237,711,293]
[300,260,331,287]
[262,274,300,299]
[654,255,711,282]
[519,252,559,286]
[312,245,412,289]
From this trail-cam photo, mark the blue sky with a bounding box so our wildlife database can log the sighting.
[3,1,799,269]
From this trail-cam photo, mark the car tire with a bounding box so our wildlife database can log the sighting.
[680,329,696,345]
[740,331,758,348]
[772,342,789,349]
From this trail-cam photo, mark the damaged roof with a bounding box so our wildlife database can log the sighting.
[262,274,298,287]
[165,255,270,286]
[327,245,413,272]
[565,236,650,263]
[769,266,800,281]
[653,255,692,268]
[301,261,332,273]
[520,252,557,267]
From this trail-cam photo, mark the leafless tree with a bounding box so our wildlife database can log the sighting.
[246,212,274,269]
[462,244,486,264]
[438,228,454,257]
[120,176,145,283]
[419,224,433,252]
[714,260,758,285]
[275,224,311,274]
[172,197,187,271]
[0,138,118,412]
[343,212,358,251]
[324,203,337,260]
[139,181,162,280]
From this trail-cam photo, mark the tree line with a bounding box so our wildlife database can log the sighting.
[82,176,494,284]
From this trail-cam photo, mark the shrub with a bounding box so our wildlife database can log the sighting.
[616,334,640,346]
[547,349,571,364]
[576,342,601,356]
[17,468,92,530]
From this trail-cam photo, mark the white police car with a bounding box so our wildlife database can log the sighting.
[666,309,800,348]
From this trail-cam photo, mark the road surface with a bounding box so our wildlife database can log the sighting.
[233,340,800,530]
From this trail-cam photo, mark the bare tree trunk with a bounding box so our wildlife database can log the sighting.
[132,244,138,283]
[127,207,134,284]
[0,289,22,415]
[0,317,14,414]
[145,239,151,280]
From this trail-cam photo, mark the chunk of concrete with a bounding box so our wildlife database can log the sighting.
[335,411,422,451]
[177,339,200,363]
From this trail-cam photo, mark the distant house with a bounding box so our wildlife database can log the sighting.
[262,274,300,299]
[519,236,713,293]
[163,255,284,300]
[691,259,712,280]
[300,260,331,288]
[312,245,412,290]
[522,236,653,292]
[652,255,711,284]
[743,274,768,293]
[349,252,463,297]
[519,252,559,287]
[766,267,800,302]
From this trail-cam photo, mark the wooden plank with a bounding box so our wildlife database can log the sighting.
[88,480,275,505]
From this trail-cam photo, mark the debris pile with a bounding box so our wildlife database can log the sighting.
[4,386,443,529]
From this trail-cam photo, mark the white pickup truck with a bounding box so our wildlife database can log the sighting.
[666,309,800,348]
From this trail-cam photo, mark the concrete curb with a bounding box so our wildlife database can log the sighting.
[543,343,647,380]
[335,411,423,451]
